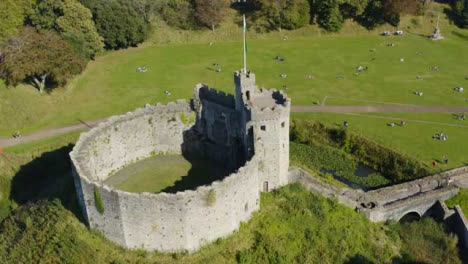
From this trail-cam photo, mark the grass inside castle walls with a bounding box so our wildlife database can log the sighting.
[104,155,229,194]
[1,27,467,137]
[0,184,462,264]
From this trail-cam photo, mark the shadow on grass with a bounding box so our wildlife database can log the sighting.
[159,155,231,194]
[9,144,83,222]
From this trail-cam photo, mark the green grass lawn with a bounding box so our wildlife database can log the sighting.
[104,155,229,193]
[0,22,467,137]
[292,112,468,170]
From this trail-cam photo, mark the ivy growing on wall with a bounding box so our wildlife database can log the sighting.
[179,112,195,125]
[204,189,216,206]
[94,186,104,214]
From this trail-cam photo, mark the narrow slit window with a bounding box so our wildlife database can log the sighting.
[260,125,266,131]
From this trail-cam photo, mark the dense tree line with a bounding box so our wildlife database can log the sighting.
[0,0,151,92]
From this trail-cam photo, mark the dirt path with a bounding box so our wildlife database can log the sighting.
[0,119,106,148]
[1,105,468,148]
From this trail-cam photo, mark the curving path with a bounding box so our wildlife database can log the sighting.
[1,105,468,148]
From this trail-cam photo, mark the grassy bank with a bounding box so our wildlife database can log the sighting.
[0,184,462,264]
[0,132,81,222]
[293,112,468,170]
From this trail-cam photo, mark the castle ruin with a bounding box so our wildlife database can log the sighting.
[70,70,291,252]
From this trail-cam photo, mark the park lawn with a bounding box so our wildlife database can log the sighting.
[292,112,468,171]
[105,155,229,194]
[0,25,467,137]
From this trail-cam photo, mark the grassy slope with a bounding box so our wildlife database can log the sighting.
[0,185,461,264]
[0,7,467,137]
[446,189,468,214]
[292,112,468,169]
[0,132,81,221]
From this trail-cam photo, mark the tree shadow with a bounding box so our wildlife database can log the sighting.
[9,144,83,222]
[344,254,374,264]
[159,154,231,194]
[451,30,468,42]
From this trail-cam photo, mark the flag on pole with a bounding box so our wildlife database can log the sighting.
[243,15,247,73]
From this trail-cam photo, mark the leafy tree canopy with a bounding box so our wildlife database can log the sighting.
[81,0,150,49]
[252,0,311,31]
[195,0,231,31]
[0,27,85,93]
[156,0,197,30]
[0,0,34,41]
[29,0,103,59]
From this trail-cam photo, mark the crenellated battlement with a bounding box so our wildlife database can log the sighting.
[194,83,236,108]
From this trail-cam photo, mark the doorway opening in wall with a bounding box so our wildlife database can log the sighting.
[263,181,269,192]
[246,91,250,101]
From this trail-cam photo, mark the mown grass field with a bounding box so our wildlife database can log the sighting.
[293,112,468,169]
[0,16,467,137]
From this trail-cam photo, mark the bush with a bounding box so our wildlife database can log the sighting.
[390,218,461,264]
[251,0,311,31]
[157,0,196,30]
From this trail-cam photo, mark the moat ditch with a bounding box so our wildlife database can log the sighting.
[103,154,230,194]
[320,162,383,191]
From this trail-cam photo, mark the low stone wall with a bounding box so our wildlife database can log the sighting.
[289,168,363,208]
[70,102,261,252]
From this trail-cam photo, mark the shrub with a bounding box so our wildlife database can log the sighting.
[93,186,104,214]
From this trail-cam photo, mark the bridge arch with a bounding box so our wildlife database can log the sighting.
[398,211,421,223]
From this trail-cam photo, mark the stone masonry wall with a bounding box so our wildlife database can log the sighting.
[70,101,261,252]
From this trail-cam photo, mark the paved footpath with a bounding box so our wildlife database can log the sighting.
[1,105,468,148]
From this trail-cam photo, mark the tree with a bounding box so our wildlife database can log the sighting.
[358,0,385,29]
[0,27,85,93]
[0,0,34,41]
[253,0,311,31]
[462,0,468,28]
[317,0,344,32]
[82,0,150,49]
[156,0,196,29]
[195,0,230,31]
[29,0,103,59]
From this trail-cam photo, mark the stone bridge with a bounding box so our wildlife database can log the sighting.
[291,165,468,222]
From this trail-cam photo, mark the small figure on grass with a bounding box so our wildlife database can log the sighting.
[443,155,449,165]
[343,120,349,127]
[432,160,438,168]
[400,120,407,126]
[12,131,21,138]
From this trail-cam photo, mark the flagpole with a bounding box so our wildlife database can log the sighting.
[243,14,247,74]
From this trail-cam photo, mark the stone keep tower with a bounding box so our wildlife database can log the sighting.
[235,70,291,192]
